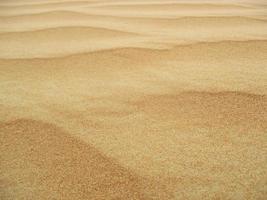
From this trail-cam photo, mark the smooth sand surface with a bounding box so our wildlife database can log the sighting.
[0,0,267,199]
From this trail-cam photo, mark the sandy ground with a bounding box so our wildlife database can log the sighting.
[0,0,267,199]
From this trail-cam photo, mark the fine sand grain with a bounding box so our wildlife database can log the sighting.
[0,0,267,199]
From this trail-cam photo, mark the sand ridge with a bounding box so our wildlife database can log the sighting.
[0,0,266,58]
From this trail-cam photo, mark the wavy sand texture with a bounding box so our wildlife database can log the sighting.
[0,0,267,199]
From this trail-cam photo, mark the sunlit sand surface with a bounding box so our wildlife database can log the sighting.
[0,0,267,199]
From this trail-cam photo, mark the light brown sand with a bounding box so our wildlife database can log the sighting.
[0,0,267,199]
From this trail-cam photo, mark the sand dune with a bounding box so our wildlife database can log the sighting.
[0,119,176,199]
[1,0,267,199]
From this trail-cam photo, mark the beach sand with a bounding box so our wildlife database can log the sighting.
[0,0,267,199]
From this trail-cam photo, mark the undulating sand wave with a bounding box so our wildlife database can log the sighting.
[0,0,267,199]
[0,26,143,58]
[1,11,267,32]
[87,3,255,10]
[1,28,266,58]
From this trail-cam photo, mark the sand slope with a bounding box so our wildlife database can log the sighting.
[0,119,176,199]
[0,0,267,199]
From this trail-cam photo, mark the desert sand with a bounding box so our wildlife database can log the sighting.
[0,0,267,199]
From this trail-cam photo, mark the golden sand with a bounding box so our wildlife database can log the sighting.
[0,0,267,199]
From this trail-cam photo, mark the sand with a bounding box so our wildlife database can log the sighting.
[0,0,267,199]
